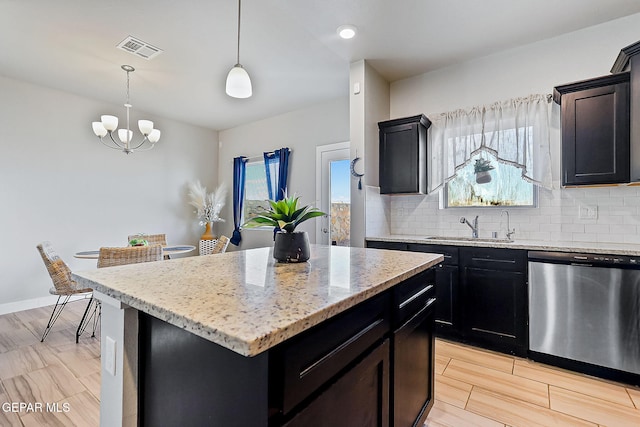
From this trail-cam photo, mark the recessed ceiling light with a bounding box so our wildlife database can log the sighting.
[337,25,357,39]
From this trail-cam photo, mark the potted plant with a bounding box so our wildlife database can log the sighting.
[474,157,495,184]
[243,195,325,263]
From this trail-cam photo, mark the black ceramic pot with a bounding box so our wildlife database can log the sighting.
[273,231,310,263]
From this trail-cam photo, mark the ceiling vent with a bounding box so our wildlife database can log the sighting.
[116,36,163,60]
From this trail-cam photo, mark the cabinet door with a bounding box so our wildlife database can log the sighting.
[283,339,390,427]
[462,267,527,355]
[393,298,436,427]
[379,123,427,194]
[434,264,459,338]
[561,81,630,185]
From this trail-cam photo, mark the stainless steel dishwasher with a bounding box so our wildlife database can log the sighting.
[528,251,640,376]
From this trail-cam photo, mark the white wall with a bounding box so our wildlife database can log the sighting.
[216,97,349,251]
[350,61,390,247]
[366,13,640,244]
[0,76,218,312]
[391,13,640,120]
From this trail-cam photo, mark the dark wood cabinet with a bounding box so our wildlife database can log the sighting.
[378,115,431,194]
[366,240,528,356]
[459,247,528,356]
[554,73,630,186]
[283,339,390,427]
[407,243,460,338]
[367,240,408,251]
[140,263,436,427]
[391,296,435,427]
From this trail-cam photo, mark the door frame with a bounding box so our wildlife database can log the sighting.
[315,141,350,245]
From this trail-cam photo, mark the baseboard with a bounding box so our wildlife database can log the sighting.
[0,294,89,316]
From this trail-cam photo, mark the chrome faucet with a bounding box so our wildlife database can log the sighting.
[501,210,516,241]
[460,216,479,238]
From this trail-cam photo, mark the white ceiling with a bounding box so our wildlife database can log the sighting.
[1,1,640,131]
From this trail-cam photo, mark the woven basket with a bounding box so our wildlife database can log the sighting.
[199,239,218,256]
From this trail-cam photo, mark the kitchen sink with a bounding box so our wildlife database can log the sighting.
[423,236,514,243]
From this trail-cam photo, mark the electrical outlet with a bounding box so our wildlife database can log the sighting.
[579,205,598,220]
[105,336,116,376]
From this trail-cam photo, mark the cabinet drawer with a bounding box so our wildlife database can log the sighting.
[407,243,459,265]
[393,268,436,328]
[280,293,390,414]
[459,247,526,272]
[366,240,408,251]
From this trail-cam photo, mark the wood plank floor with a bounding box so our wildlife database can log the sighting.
[1,304,639,426]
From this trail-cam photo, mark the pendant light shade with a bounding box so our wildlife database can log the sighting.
[226,64,252,98]
[226,0,252,98]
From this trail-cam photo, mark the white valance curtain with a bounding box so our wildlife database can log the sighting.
[429,94,553,192]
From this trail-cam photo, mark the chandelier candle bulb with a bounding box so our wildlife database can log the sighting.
[148,129,161,143]
[138,120,154,135]
[118,129,133,144]
[92,122,107,137]
[101,115,118,131]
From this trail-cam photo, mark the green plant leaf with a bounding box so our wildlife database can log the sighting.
[242,195,326,233]
[242,215,278,228]
[296,210,325,225]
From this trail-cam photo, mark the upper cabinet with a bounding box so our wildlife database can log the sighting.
[612,40,640,182]
[554,73,630,186]
[378,114,431,194]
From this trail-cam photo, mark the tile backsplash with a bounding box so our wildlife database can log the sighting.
[366,185,640,244]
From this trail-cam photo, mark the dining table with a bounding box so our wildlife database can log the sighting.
[74,245,196,259]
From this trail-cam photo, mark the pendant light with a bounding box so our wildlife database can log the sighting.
[226,0,252,98]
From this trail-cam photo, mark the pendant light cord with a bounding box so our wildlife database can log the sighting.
[236,0,242,65]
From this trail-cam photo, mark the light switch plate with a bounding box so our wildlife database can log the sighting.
[579,205,598,219]
[105,336,116,376]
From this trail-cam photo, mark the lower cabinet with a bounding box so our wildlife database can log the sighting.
[392,295,435,427]
[283,339,390,427]
[459,247,527,355]
[408,244,460,338]
[366,240,528,357]
[141,268,437,427]
[275,267,436,427]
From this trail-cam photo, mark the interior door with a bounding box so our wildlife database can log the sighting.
[316,142,350,246]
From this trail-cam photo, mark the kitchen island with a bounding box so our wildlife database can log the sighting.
[72,244,442,427]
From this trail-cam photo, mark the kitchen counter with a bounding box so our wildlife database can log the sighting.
[367,235,640,256]
[73,244,441,357]
[72,244,442,426]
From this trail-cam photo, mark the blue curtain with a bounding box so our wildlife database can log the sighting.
[230,156,247,246]
[264,147,290,201]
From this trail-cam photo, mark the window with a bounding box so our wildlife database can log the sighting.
[445,151,536,207]
[243,160,270,222]
[430,94,552,197]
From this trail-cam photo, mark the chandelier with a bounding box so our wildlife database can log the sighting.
[91,65,161,154]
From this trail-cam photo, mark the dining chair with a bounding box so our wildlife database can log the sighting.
[127,233,167,246]
[97,244,164,268]
[128,233,169,259]
[36,241,99,343]
[211,235,230,254]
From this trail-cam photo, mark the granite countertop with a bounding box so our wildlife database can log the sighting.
[72,245,442,357]
[366,235,640,256]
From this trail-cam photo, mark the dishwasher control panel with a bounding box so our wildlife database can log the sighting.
[528,251,640,268]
